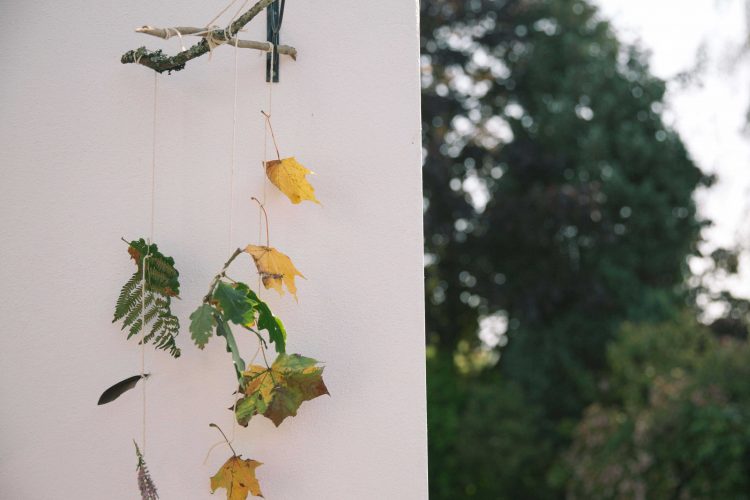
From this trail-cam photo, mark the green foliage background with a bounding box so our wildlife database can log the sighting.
[421,0,749,497]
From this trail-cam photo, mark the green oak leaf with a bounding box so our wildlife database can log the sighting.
[235,353,329,427]
[189,304,216,349]
[213,281,255,325]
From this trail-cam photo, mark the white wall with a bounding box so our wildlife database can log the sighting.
[0,1,426,498]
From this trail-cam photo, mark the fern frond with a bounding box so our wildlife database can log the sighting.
[113,238,182,358]
[122,292,155,332]
[128,238,180,297]
[114,273,142,323]
[153,309,180,357]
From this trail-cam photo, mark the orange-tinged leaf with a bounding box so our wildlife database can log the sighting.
[235,353,329,427]
[264,157,320,205]
[244,245,305,299]
[210,455,263,500]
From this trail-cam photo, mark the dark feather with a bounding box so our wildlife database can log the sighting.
[98,374,150,405]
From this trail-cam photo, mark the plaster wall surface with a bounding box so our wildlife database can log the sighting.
[0,1,426,498]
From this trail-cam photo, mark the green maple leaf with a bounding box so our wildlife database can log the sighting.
[213,282,254,325]
[243,286,287,354]
[235,353,329,427]
[189,304,216,349]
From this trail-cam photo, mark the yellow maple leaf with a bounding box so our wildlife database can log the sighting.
[244,245,305,299]
[244,364,275,403]
[264,157,320,205]
[210,455,263,500]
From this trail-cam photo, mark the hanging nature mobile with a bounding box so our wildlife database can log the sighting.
[99,1,328,498]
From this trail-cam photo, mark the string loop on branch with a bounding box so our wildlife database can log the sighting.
[122,0,297,73]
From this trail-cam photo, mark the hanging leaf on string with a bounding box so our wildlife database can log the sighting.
[216,314,246,377]
[211,455,264,500]
[242,285,286,354]
[190,280,286,360]
[189,303,216,349]
[235,353,329,427]
[213,281,256,325]
[245,245,305,299]
[208,423,263,500]
[113,238,181,357]
[98,374,149,405]
[260,110,320,205]
[264,157,320,205]
[134,441,159,500]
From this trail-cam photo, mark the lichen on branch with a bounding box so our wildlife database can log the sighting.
[121,0,278,73]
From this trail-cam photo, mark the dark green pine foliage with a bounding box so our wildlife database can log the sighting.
[422,0,710,497]
[113,239,181,358]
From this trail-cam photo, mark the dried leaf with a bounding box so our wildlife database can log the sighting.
[264,157,320,205]
[210,455,263,500]
[235,353,329,427]
[98,374,149,405]
[244,245,305,299]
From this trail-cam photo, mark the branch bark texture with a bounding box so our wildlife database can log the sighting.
[134,26,297,60]
[121,0,279,73]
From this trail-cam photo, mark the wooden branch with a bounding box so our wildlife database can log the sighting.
[121,0,280,73]
[134,26,297,60]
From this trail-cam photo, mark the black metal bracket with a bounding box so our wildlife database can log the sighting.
[266,0,286,82]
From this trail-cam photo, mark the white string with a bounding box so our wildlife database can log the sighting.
[164,27,187,52]
[204,0,251,57]
[261,43,274,250]
[141,71,159,456]
[205,0,241,28]
[140,253,150,454]
[203,35,242,464]
[229,36,239,254]
[150,74,158,242]
[227,34,241,446]
[204,0,272,462]
[229,0,252,25]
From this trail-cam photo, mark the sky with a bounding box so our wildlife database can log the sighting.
[595,0,750,299]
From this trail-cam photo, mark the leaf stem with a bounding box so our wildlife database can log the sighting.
[260,110,281,161]
[260,342,273,373]
[241,325,269,350]
[204,248,244,302]
[251,197,270,247]
[209,423,237,457]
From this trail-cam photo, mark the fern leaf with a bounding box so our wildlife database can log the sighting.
[121,292,147,329]
[112,238,182,358]
[114,274,142,323]
[128,238,180,297]
[153,312,180,356]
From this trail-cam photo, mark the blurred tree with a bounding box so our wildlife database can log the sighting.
[421,0,712,497]
[567,315,750,499]
[427,351,555,498]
